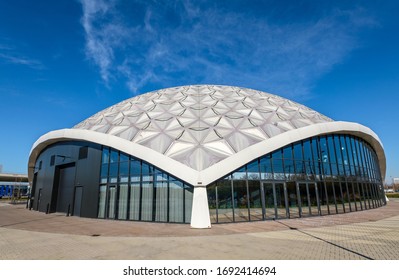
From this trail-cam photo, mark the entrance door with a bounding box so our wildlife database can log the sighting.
[73,186,83,217]
[262,182,288,219]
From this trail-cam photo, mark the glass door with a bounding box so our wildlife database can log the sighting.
[286,182,300,218]
[262,181,288,220]
[263,182,275,219]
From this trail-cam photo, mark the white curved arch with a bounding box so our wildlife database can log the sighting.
[201,121,386,185]
[28,121,385,186]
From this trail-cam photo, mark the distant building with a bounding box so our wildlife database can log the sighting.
[393,178,399,191]
[28,85,386,228]
[0,173,29,198]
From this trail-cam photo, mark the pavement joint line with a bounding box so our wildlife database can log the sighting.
[274,220,374,260]
[0,215,63,228]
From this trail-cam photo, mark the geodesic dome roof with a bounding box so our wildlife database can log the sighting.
[74,85,333,171]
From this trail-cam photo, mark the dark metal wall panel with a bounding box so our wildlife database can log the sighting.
[56,164,76,213]
[74,145,102,218]
[30,141,102,218]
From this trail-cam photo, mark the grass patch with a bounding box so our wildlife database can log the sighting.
[386,193,399,198]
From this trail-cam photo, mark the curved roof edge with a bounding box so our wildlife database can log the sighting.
[201,121,386,185]
[28,121,385,186]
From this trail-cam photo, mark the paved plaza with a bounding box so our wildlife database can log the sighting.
[0,199,398,259]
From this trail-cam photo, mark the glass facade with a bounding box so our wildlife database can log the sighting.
[207,134,385,223]
[98,146,194,223]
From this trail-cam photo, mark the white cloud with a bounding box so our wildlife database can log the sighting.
[0,52,44,69]
[79,0,376,98]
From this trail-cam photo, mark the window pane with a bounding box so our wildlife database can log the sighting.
[308,183,319,216]
[141,182,153,221]
[247,160,260,179]
[263,182,275,219]
[100,164,108,184]
[334,136,344,175]
[155,181,168,222]
[283,146,294,180]
[119,161,129,183]
[107,186,117,219]
[232,167,246,180]
[207,184,217,223]
[97,185,107,218]
[318,182,329,215]
[130,159,141,182]
[233,180,248,222]
[217,177,233,223]
[169,179,183,223]
[286,182,299,218]
[275,183,287,219]
[120,152,129,162]
[110,149,119,163]
[326,181,337,214]
[184,185,193,223]
[248,181,263,221]
[273,157,284,180]
[260,155,273,180]
[109,162,118,183]
[118,184,128,219]
[129,182,140,220]
[334,182,345,214]
[142,162,153,182]
[101,147,110,164]
[298,183,310,216]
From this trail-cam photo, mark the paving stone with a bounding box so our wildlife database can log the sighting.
[0,199,398,259]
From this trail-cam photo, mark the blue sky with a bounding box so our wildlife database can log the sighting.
[0,0,398,183]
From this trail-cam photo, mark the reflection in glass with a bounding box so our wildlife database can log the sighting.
[247,160,260,180]
[275,183,287,219]
[334,182,345,214]
[119,161,129,183]
[260,155,273,180]
[298,183,310,217]
[286,182,299,218]
[347,182,357,211]
[248,181,263,221]
[326,181,337,214]
[233,180,249,222]
[109,162,118,183]
[342,182,352,213]
[217,177,233,223]
[318,182,329,215]
[263,183,275,219]
[308,183,319,216]
[207,184,217,223]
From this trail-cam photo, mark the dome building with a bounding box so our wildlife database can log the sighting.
[28,85,386,228]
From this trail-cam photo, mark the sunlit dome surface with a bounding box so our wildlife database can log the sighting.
[74,85,333,171]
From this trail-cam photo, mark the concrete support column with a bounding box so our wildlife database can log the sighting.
[190,186,211,228]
